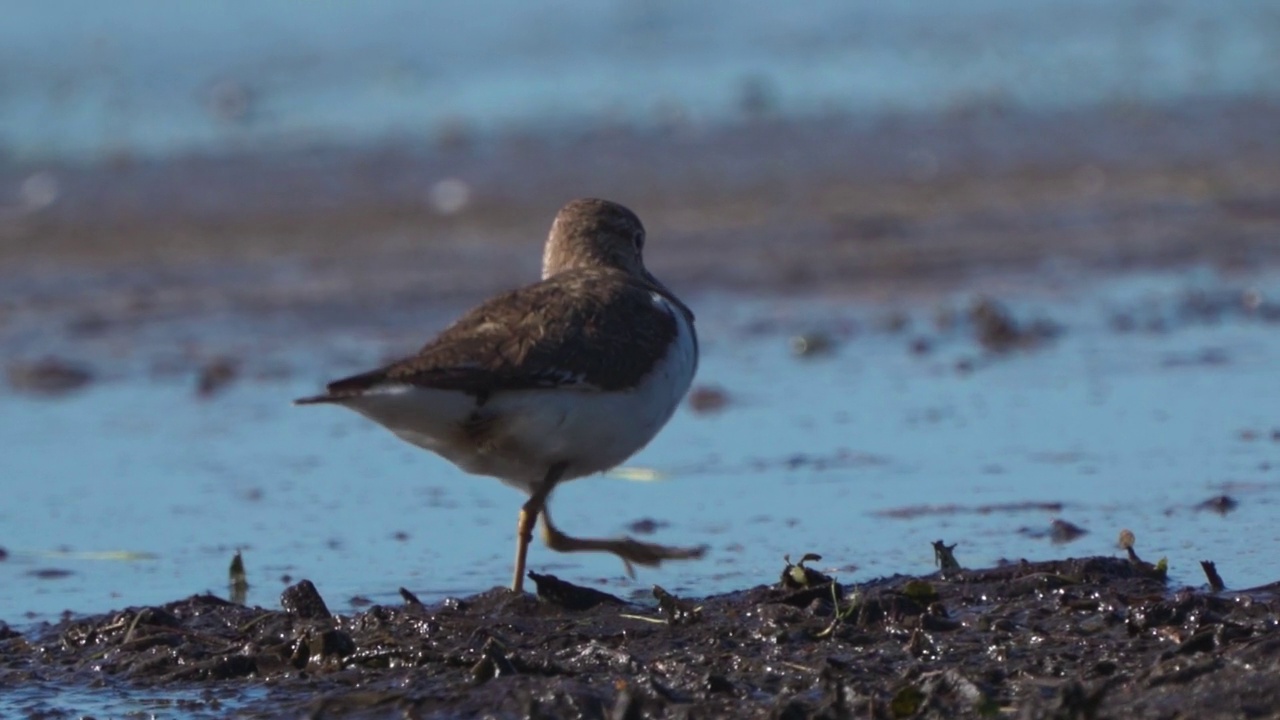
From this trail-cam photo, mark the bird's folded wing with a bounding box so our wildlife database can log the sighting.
[308,270,680,401]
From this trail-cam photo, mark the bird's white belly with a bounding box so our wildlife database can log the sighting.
[340,304,697,492]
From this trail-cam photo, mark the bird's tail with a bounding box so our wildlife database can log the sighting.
[293,394,342,405]
[295,368,393,405]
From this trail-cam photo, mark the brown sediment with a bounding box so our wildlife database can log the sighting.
[6,357,94,395]
[2,99,1279,320]
[876,501,1066,519]
[1,101,1277,392]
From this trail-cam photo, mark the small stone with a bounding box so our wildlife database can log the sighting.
[281,580,331,619]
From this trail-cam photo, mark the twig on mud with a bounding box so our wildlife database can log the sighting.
[1200,560,1226,591]
[814,581,861,639]
[236,612,279,634]
[618,613,670,625]
[121,610,146,645]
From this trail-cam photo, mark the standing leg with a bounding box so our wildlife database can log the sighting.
[510,462,566,593]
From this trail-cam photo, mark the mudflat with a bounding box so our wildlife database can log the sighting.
[3,553,1278,719]
[3,100,1280,717]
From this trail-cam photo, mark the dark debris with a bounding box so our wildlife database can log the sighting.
[195,356,240,398]
[1018,518,1089,544]
[969,296,1062,352]
[1201,561,1226,592]
[1194,495,1239,516]
[280,579,331,619]
[932,540,961,571]
[3,556,1280,718]
[780,553,835,590]
[653,585,701,626]
[529,571,628,611]
[7,356,94,395]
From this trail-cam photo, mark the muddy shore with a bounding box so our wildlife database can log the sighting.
[4,98,1280,311]
[3,553,1278,719]
[3,99,1278,393]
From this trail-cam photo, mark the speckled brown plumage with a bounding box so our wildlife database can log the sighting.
[308,269,690,399]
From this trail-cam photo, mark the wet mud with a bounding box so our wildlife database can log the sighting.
[3,554,1279,719]
[4,100,1280,331]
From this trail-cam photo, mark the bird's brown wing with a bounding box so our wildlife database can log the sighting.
[298,269,685,404]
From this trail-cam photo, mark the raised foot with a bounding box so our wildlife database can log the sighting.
[608,536,708,568]
[542,521,708,577]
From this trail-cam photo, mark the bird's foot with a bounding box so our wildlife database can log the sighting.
[608,536,709,578]
[541,521,707,577]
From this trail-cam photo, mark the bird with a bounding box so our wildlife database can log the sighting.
[295,198,706,593]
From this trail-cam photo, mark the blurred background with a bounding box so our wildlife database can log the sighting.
[3,0,1279,290]
[3,1,1280,625]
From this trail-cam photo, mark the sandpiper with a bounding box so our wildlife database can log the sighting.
[296,198,705,593]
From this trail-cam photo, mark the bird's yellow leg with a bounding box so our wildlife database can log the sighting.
[510,463,565,593]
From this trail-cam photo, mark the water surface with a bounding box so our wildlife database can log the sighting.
[3,270,1277,630]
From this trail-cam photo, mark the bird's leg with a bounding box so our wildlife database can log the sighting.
[540,508,707,577]
[511,462,566,593]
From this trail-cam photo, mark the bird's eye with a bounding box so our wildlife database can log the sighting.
[633,231,645,251]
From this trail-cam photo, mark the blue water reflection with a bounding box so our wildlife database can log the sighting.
[2,272,1277,625]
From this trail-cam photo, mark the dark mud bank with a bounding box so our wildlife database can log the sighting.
[4,556,1279,719]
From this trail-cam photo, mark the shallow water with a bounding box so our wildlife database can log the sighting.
[1,682,259,719]
[3,270,1278,639]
